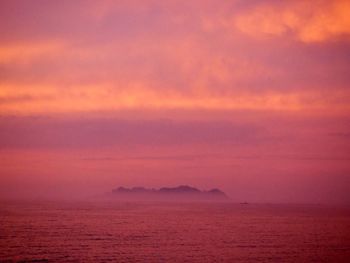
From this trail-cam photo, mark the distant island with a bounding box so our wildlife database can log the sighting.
[111,185,229,201]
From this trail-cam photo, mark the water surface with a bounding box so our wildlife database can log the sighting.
[1,201,349,262]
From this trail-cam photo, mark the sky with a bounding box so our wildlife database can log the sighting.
[0,0,350,203]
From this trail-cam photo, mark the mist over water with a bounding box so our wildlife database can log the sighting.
[1,200,349,262]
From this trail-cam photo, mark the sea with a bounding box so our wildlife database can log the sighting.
[0,201,349,262]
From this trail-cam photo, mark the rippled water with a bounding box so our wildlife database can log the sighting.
[0,201,349,262]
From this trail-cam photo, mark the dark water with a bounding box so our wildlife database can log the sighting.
[0,201,349,262]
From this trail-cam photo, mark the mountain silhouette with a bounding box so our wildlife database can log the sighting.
[111,185,228,201]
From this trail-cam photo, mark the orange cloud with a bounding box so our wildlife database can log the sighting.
[0,41,64,63]
[1,82,349,115]
[235,0,350,43]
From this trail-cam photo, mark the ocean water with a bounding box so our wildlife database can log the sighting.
[0,201,349,262]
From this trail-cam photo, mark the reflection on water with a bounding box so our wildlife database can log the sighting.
[0,201,349,262]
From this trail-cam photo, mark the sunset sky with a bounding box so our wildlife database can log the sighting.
[1,0,350,203]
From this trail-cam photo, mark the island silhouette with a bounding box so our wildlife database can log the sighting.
[111,185,229,201]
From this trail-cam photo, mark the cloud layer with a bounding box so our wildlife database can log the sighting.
[0,0,349,114]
